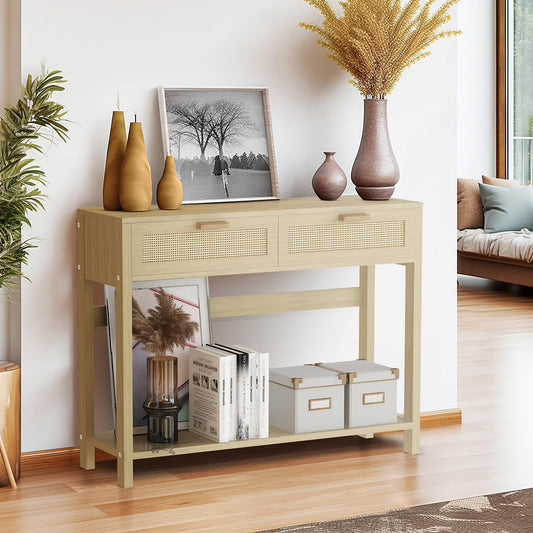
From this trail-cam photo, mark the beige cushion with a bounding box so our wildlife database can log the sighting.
[457,178,483,230]
[482,175,520,188]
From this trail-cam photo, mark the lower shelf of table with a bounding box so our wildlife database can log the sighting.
[86,417,416,461]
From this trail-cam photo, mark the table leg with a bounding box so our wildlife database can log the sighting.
[78,217,95,470]
[118,453,134,489]
[115,272,133,487]
[403,261,421,455]
[359,265,375,362]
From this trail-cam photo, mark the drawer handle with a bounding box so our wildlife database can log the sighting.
[339,213,371,222]
[196,220,230,230]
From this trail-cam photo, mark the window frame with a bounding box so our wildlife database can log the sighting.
[496,0,506,179]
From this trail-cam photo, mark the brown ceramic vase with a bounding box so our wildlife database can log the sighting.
[157,155,183,210]
[312,152,347,201]
[351,99,399,200]
[119,121,152,212]
[102,111,127,211]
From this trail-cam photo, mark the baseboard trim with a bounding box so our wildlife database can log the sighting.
[420,408,462,428]
[21,447,114,472]
[21,409,462,473]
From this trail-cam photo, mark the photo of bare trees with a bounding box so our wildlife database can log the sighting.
[159,88,279,203]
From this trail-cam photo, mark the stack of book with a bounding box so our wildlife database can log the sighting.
[189,343,269,443]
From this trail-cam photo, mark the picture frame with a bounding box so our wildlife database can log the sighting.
[104,278,211,434]
[158,87,279,204]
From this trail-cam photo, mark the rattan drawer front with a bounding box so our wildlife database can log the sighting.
[132,217,278,278]
[279,212,414,267]
[288,219,405,254]
[141,227,268,263]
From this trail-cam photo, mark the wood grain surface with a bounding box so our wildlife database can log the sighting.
[1,277,532,532]
[0,363,20,487]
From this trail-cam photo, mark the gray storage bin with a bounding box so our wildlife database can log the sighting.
[318,360,399,428]
[269,365,346,434]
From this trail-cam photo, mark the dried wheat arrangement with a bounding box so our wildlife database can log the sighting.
[132,289,199,357]
[299,0,461,99]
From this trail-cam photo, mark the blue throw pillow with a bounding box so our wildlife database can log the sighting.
[479,182,533,233]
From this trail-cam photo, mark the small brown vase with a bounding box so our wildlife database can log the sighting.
[119,121,152,212]
[351,99,399,200]
[157,156,183,210]
[102,111,127,211]
[312,152,347,201]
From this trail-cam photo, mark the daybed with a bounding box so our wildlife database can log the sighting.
[457,176,533,287]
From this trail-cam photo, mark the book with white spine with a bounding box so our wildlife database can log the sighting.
[189,347,231,442]
[212,343,250,440]
[200,344,236,441]
[235,345,269,439]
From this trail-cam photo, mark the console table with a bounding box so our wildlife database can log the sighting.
[77,196,422,488]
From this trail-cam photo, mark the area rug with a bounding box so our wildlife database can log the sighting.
[258,487,533,532]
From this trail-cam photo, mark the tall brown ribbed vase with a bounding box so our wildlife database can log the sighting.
[119,121,152,212]
[102,111,127,210]
[157,155,183,210]
[351,99,399,200]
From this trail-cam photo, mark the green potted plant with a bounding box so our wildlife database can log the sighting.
[0,68,69,291]
[300,0,460,199]
[0,67,68,487]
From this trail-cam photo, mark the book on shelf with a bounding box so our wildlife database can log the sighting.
[210,343,250,440]
[189,347,233,442]
[200,344,237,440]
[233,345,269,439]
[215,343,269,440]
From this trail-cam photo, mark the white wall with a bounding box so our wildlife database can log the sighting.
[0,0,22,366]
[457,1,496,178]
[15,0,468,451]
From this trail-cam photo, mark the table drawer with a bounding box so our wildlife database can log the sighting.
[132,216,278,278]
[279,210,416,268]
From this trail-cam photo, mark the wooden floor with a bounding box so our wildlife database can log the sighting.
[1,276,533,532]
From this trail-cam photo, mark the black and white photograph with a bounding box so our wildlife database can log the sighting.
[159,87,279,203]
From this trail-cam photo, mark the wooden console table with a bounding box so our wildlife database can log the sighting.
[77,196,422,488]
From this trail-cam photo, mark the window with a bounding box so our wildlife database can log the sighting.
[498,0,533,185]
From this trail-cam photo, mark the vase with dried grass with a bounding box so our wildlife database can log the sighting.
[132,289,199,443]
[300,0,461,199]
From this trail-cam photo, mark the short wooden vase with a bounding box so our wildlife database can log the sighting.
[102,111,127,211]
[119,121,152,212]
[157,155,183,210]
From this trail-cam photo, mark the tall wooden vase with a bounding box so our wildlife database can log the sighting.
[102,111,127,211]
[119,121,152,212]
[351,99,399,200]
[157,155,183,210]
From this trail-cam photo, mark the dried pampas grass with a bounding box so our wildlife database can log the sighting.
[132,289,199,357]
[300,0,461,99]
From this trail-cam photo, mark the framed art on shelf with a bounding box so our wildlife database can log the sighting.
[158,87,279,204]
[104,278,211,434]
